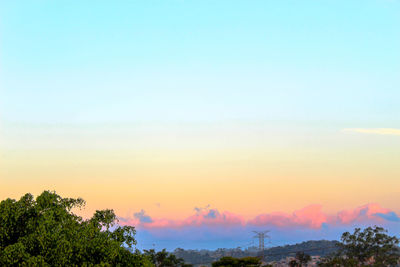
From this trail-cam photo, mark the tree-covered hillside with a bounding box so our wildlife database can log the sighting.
[173,240,339,265]
[263,240,339,261]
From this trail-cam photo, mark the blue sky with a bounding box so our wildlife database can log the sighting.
[1,0,399,125]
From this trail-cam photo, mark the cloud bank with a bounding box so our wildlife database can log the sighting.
[120,203,400,250]
[121,203,399,230]
[119,203,400,250]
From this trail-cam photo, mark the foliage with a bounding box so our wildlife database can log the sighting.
[212,256,261,267]
[319,226,400,267]
[287,252,311,267]
[143,248,193,267]
[296,251,311,266]
[0,191,152,266]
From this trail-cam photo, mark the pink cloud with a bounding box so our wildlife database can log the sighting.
[249,205,328,228]
[336,203,393,224]
[293,205,328,228]
[119,203,399,230]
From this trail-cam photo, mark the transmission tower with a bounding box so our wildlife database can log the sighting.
[253,230,269,261]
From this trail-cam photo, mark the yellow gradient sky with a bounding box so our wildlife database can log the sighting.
[2,122,399,220]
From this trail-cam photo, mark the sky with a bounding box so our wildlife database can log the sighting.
[1,0,400,250]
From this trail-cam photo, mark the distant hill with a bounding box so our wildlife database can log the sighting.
[172,240,339,266]
[263,240,339,262]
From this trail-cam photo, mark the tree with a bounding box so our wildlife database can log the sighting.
[0,191,152,266]
[212,256,261,267]
[143,248,192,267]
[287,252,311,267]
[319,226,400,266]
[212,256,238,267]
[296,251,311,266]
[240,256,262,266]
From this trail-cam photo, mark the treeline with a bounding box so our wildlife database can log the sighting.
[173,247,259,265]
[172,240,339,265]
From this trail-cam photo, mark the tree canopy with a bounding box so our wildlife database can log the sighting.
[319,226,400,266]
[143,249,193,267]
[0,191,151,266]
[211,256,262,267]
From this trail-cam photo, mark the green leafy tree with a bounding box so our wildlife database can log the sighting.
[0,191,153,266]
[212,256,261,267]
[240,257,262,266]
[319,226,400,267]
[212,256,239,267]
